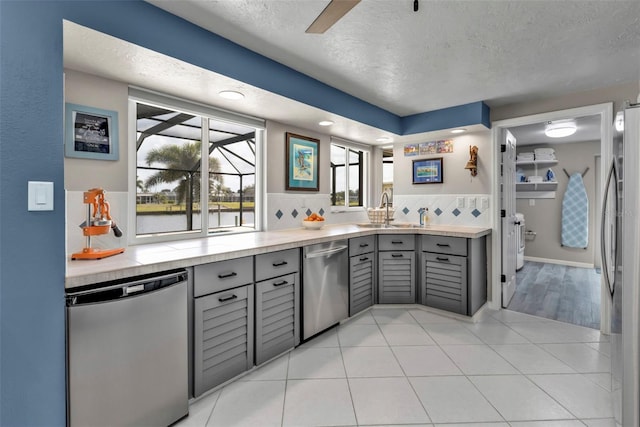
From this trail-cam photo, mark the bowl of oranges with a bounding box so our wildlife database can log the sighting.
[302,212,325,229]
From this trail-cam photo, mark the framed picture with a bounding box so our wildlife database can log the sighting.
[65,103,119,160]
[412,157,443,184]
[285,132,319,191]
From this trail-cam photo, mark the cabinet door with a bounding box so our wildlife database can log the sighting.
[378,251,416,304]
[349,254,374,316]
[194,285,254,397]
[422,252,467,315]
[255,273,299,365]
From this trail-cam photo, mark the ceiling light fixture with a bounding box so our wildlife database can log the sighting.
[544,120,577,138]
[451,128,466,134]
[318,120,334,126]
[615,111,624,132]
[376,137,392,143]
[218,90,245,100]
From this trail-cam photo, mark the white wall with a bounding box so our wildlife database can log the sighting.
[391,131,493,227]
[491,81,640,122]
[265,120,368,230]
[64,69,129,191]
[516,141,600,266]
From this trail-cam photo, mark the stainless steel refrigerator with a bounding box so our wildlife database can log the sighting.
[604,103,640,426]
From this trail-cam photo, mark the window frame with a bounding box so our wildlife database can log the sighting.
[330,137,370,212]
[128,89,265,245]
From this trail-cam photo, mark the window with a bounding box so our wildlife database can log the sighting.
[330,138,369,209]
[130,90,264,242]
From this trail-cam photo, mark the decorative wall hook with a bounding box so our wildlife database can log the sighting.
[464,145,479,177]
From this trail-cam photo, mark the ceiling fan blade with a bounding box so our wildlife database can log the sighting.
[306,0,361,34]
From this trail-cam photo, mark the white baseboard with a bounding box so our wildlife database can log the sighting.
[523,256,594,269]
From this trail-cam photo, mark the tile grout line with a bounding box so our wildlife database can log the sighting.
[279,352,291,427]
[336,320,361,426]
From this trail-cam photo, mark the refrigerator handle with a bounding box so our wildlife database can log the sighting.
[600,160,618,297]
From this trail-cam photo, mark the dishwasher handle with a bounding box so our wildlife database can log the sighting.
[305,245,348,259]
[66,269,187,305]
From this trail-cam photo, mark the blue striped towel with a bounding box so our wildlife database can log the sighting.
[562,173,589,248]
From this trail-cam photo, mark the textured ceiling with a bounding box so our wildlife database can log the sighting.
[147,0,640,117]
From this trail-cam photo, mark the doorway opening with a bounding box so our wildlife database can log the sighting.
[491,103,613,334]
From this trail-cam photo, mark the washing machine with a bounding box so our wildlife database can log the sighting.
[515,213,525,270]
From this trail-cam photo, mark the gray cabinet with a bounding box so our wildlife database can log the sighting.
[378,235,416,304]
[255,249,300,365]
[420,235,487,316]
[193,284,254,397]
[349,236,375,315]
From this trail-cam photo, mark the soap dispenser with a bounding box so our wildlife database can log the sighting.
[419,208,430,226]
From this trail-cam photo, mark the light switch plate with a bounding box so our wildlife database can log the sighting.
[481,197,489,209]
[456,197,465,208]
[28,181,54,211]
[529,199,535,207]
[468,197,477,209]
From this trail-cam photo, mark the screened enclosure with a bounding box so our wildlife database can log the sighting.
[135,101,259,237]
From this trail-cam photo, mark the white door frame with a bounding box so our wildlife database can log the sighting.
[490,102,613,334]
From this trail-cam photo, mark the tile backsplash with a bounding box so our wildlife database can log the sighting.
[392,194,491,227]
[266,193,368,231]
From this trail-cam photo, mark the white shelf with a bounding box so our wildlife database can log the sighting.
[515,160,558,167]
[516,182,558,191]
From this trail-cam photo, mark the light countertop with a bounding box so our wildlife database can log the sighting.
[66,223,491,289]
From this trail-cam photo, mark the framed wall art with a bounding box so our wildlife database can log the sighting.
[412,157,443,184]
[285,132,319,191]
[65,103,119,160]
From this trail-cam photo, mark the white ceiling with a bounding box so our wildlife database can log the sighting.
[509,115,601,146]
[64,1,640,146]
[147,0,640,116]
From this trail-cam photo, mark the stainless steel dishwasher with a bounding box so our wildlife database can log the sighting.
[303,240,349,340]
[66,269,189,427]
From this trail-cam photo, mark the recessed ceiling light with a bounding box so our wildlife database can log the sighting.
[218,90,245,100]
[545,120,577,138]
[376,137,393,143]
[451,128,466,134]
[318,120,334,126]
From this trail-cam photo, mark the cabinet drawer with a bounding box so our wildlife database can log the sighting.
[194,256,254,297]
[421,235,467,256]
[255,249,299,282]
[349,235,375,256]
[378,234,415,251]
[194,284,254,396]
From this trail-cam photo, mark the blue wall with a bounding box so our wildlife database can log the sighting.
[0,1,488,424]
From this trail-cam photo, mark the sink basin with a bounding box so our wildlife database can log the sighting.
[356,223,390,228]
[393,223,424,229]
[356,223,425,229]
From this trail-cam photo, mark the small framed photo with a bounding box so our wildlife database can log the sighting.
[412,157,443,184]
[285,132,319,191]
[65,103,119,160]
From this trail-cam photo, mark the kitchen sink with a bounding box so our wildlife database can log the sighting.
[356,223,425,229]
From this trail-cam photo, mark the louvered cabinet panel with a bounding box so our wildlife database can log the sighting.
[194,285,254,397]
[349,253,374,316]
[378,251,416,304]
[423,252,467,315]
[255,273,299,365]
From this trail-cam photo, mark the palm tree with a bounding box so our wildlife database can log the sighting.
[136,176,146,193]
[144,142,221,229]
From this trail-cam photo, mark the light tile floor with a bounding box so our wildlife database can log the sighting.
[176,306,615,427]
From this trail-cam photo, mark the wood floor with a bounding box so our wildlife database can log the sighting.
[507,261,601,330]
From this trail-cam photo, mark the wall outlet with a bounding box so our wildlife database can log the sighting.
[468,197,477,209]
[481,197,489,209]
[529,199,535,206]
[456,197,465,208]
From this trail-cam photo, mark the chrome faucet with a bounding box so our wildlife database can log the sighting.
[380,191,391,227]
